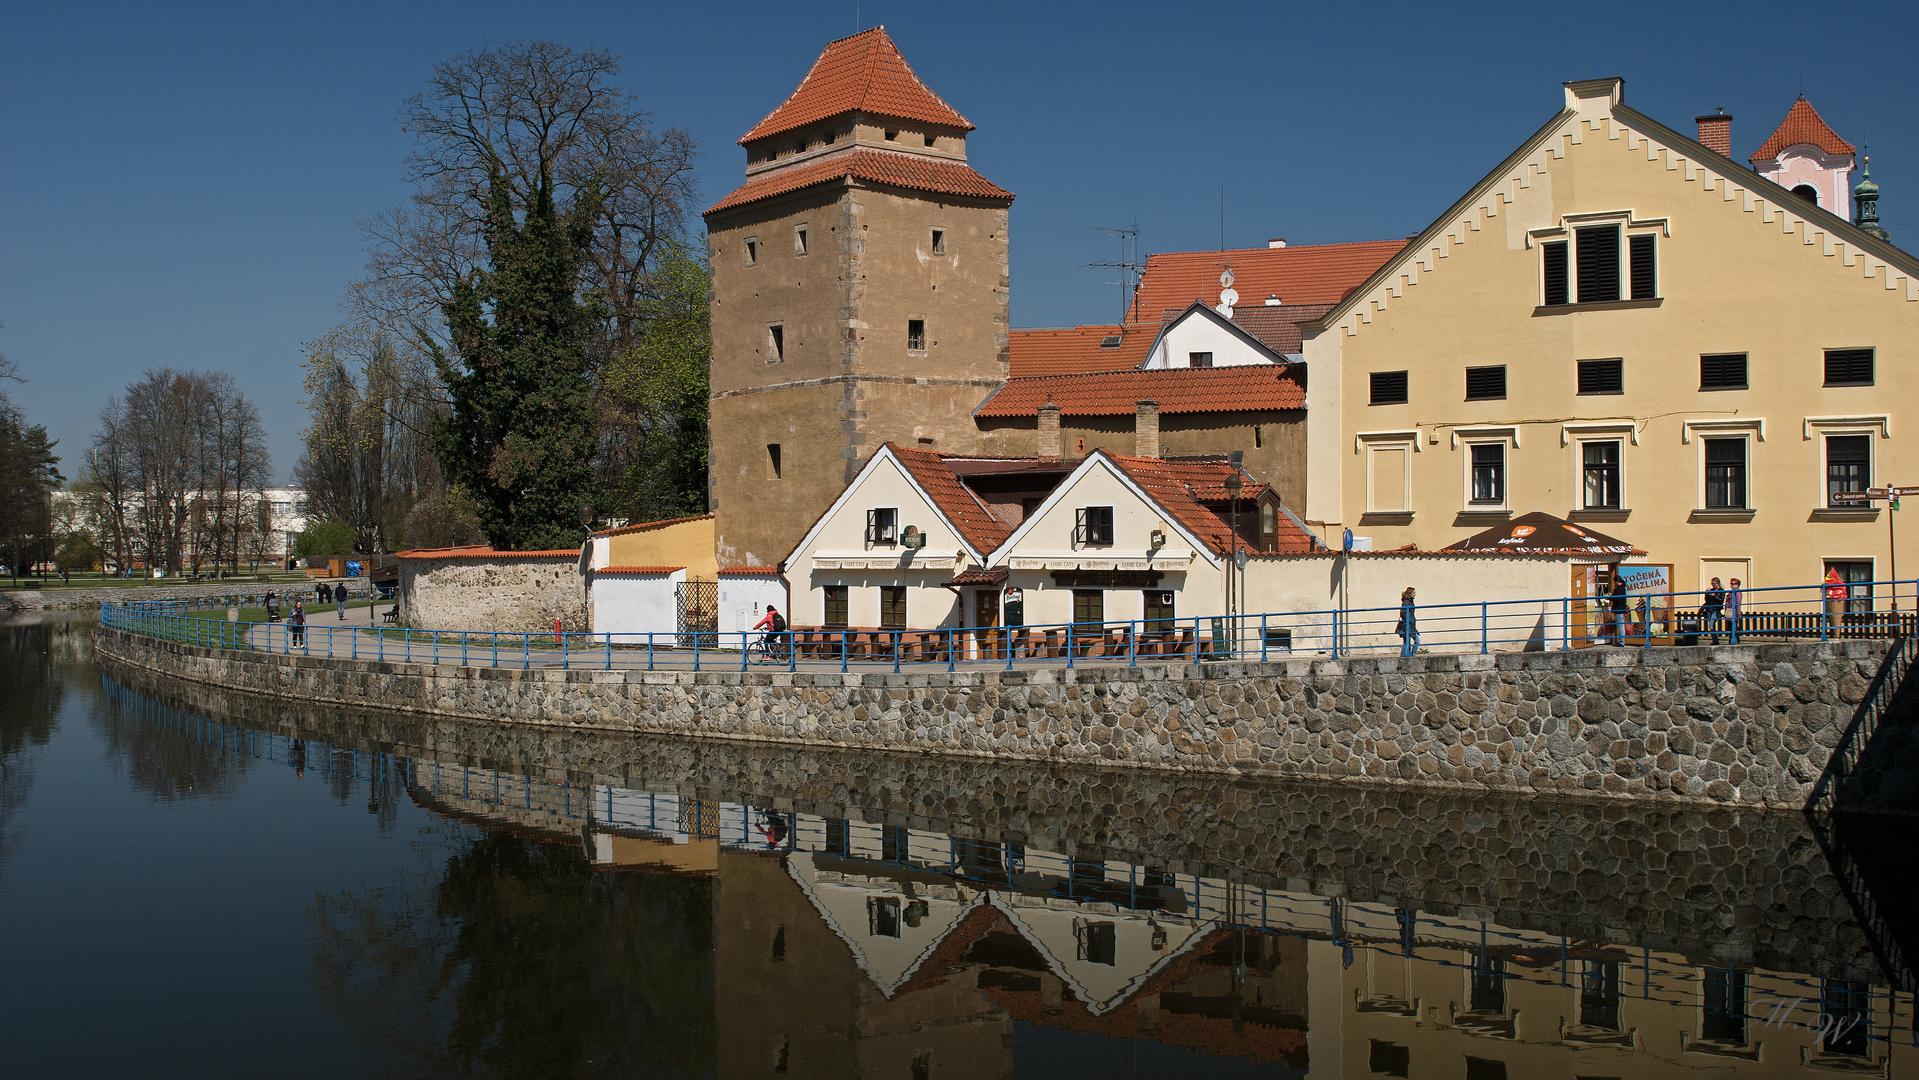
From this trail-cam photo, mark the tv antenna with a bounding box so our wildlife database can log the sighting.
[1081,223,1144,323]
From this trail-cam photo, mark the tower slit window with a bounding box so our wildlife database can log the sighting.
[907,319,926,352]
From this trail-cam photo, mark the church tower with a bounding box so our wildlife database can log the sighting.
[1749,96,1857,219]
[704,27,1015,567]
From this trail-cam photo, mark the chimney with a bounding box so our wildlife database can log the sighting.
[1134,400,1160,459]
[1267,237,1287,248]
[1037,400,1062,460]
[1695,108,1732,157]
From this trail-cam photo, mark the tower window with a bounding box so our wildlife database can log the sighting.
[1792,184,1820,206]
[931,229,946,255]
[884,129,898,141]
[767,444,782,480]
[923,133,936,147]
[744,237,759,267]
[767,324,784,362]
[794,224,807,256]
[907,319,926,351]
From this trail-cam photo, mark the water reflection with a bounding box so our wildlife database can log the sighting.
[91,665,1919,1077]
[0,618,73,884]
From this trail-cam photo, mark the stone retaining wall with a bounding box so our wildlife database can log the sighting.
[93,626,1887,809]
[399,553,582,632]
[92,661,1887,982]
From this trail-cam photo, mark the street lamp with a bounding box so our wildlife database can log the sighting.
[1224,470,1243,654]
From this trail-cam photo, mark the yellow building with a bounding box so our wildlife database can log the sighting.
[1301,78,1918,599]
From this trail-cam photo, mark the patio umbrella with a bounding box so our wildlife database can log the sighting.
[1441,512,1641,557]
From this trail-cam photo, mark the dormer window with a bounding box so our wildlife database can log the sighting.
[923,133,936,147]
[884,129,898,141]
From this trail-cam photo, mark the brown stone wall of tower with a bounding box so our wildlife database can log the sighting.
[708,182,1013,567]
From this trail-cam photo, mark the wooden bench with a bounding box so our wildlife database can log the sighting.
[382,606,399,625]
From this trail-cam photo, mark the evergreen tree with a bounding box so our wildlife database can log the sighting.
[430,168,603,551]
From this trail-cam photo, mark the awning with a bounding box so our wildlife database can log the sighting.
[946,568,1008,588]
[1442,512,1643,557]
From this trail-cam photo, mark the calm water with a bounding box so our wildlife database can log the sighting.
[5,616,1919,1078]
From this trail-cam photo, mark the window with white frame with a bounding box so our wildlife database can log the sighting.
[1468,442,1506,506]
[1826,434,1871,507]
[1536,213,1663,308]
[864,507,898,545]
[1704,437,1748,510]
[1581,440,1622,510]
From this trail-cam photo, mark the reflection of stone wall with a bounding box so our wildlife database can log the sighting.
[92,660,1887,984]
[398,554,582,632]
[96,627,1886,810]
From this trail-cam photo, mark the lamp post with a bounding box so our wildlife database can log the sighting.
[1224,471,1242,654]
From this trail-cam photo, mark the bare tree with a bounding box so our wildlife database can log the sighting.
[297,324,443,553]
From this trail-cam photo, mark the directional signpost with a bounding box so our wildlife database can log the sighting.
[1829,485,1919,609]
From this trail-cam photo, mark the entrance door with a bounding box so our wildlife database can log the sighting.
[974,590,1000,661]
[676,580,718,648]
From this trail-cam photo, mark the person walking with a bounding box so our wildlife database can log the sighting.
[291,600,306,649]
[1606,569,1631,646]
[1726,578,1744,641]
[1701,577,1727,645]
[1395,587,1419,657]
[335,582,347,620]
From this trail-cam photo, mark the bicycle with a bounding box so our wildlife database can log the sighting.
[746,633,790,665]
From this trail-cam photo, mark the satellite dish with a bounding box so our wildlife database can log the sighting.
[1220,269,1235,288]
[1218,287,1240,307]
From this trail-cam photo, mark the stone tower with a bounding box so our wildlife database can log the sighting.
[703,27,1015,568]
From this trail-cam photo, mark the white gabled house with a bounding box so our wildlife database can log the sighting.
[1136,300,1296,369]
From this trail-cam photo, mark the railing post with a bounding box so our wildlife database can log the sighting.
[693,628,700,671]
[947,627,956,673]
[1563,597,1571,650]
[1129,618,1138,667]
[1261,614,1268,662]
[1481,602,1489,654]
[648,633,654,671]
[893,630,901,674]
[606,633,612,671]
[1331,608,1341,659]
[462,632,468,666]
[522,632,530,670]
[840,631,848,674]
[790,630,798,673]
[562,630,568,669]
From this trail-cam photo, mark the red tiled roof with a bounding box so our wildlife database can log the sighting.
[739,27,974,145]
[1750,98,1855,163]
[394,546,577,560]
[1126,241,1406,322]
[718,566,782,576]
[888,443,1015,554]
[1104,452,1320,557]
[1166,303,1337,355]
[945,567,1007,587]
[591,514,712,538]
[1007,323,1157,377]
[706,147,1013,216]
[598,565,684,575]
[975,365,1306,419]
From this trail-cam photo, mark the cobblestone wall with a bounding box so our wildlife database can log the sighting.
[94,627,1887,810]
[399,555,582,632]
[93,661,1887,983]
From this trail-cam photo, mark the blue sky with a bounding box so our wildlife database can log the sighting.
[3,0,1914,483]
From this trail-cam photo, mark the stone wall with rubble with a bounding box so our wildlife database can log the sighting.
[90,660,1890,983]
[398,554,582,632]
[94,623,1887,810]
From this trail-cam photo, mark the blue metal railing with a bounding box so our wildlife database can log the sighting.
[100,577,1917,673]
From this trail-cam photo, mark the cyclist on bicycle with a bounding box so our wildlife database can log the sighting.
[753,604,788,656]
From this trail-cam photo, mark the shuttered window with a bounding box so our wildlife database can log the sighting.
[1370,370,1408,405]
[1700,353,1748,390]
[1542,241,1569,306]
[1575,226,1621,304]
[1074,506,1114,545]
[1629,233,1657,300]
[864,508,898,544]
[1464,365,1506,401]
[1824,348,1874,387]
[1577,358,1623,395]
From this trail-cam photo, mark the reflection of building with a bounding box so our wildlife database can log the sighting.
[400,760,1917,1077]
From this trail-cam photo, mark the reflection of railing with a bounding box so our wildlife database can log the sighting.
[95,671,1918,1052]
[101,576,1919,673]
[1808,634,1919,817]
[1809,813,1915,994]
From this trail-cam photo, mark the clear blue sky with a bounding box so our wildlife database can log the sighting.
[4,0,1914,484]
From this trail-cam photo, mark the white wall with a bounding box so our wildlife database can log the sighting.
[719,575,788,635]
[1242,552,1572,654]
[590,570,684,637]
[1140,311,1276,369]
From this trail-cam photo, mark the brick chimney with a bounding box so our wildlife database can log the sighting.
[1134,400,1160,458]
[1695,108,1732,157]
[1037,401,1062,460]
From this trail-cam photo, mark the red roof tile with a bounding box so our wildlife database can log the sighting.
[888,443,1015,554]
[705,147,1013,216]
[591,514,712,538]
[1126,241,1406,322]
[1172,303,1337,355]
[739,27,974,145]
[598,565,685,575]
[718,566,782,576]
[1103,453,1320,557]
[395,546,577,560]
[1007,323,1157,377]
[975,365,1306,419]
[945,567,1007,587]
[1750,97,1855,163]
